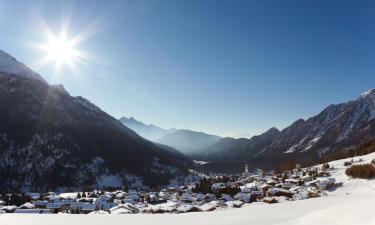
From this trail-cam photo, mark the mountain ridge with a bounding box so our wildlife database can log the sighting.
[0,49,193,192]
[119,117,222,155]
[119,116,177,141]
[196,88,375,172]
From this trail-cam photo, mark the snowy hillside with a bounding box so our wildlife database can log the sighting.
[2,153,375,225]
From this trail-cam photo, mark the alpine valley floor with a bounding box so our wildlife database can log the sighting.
[1,153,375,225]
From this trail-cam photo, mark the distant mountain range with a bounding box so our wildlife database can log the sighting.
[157,130,221,155]
[2,48,374,187]
[0,49,193,192]
[119,117,177,141]
[197,89,375,173]
[119,117,221,155]
[121,89,375,173]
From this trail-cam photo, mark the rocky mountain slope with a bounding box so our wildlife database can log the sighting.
[197,90,375,172]
[0,50,193,192]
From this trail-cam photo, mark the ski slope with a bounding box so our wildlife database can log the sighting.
[1,152,375,225]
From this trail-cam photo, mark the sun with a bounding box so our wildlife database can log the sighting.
[45,34,77,65]
[30,14,97,77]
[33,30,85,74]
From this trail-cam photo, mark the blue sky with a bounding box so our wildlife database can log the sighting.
[1,0,375,137]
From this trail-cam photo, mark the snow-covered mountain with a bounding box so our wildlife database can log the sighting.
[0,49,193,192]
[119,117,176,141]
[196,90,375,172]
[265,89,375,155]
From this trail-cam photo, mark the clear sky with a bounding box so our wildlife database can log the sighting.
[1,0,374,137]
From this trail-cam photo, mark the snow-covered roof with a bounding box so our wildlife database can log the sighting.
[18,202,35,209]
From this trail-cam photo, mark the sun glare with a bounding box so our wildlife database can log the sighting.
[30,11,102,78]
[33,30,85,74]
[46,35,77,65]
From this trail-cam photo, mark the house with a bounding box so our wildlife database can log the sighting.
[261,184,271,192]
[221,194,234,202]
[48,195,62,203]
[34,200,48,208]
[180,193,196,203]
[81,203,96,214]
[61,199,74,206]
[196,193,206,202]
[1,205,17,213]
[97,194,112,203]
[285,178,299,184]
[199,203,216,212]
[267,188,295,198]
[115,192,126,199]
[100,202,118,210]
[18,202,36,209]
[46,203,64,213]
[205,193,216,202]
[266,179,277,186]
[110,204,138,214]
[251,190,263,199]
[240,186,252,193]
[307,187,320,198]
[69,202,84,213]
[301,175,312,182]
[110,207,132,214]
[281,182,293,189]
[14,209,51,214]
[234,192,251,203]
[232,200,244,208]
[211,183,225,191]
[149,197,167,205]
[122,198,135,204]
[176,204,200,213]
[149,202,178,213]
[316,177,336,190]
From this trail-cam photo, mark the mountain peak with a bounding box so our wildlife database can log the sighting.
[0,49,47,84]
[129,117,137,121]
[266,127,279,133]
[360,89,375,98]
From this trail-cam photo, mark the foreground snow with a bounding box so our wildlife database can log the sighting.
[2,153,375,225]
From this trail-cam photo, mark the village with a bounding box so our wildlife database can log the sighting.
[0,163,338,215]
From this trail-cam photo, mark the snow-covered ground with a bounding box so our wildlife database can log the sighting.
[2,153,375,225]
